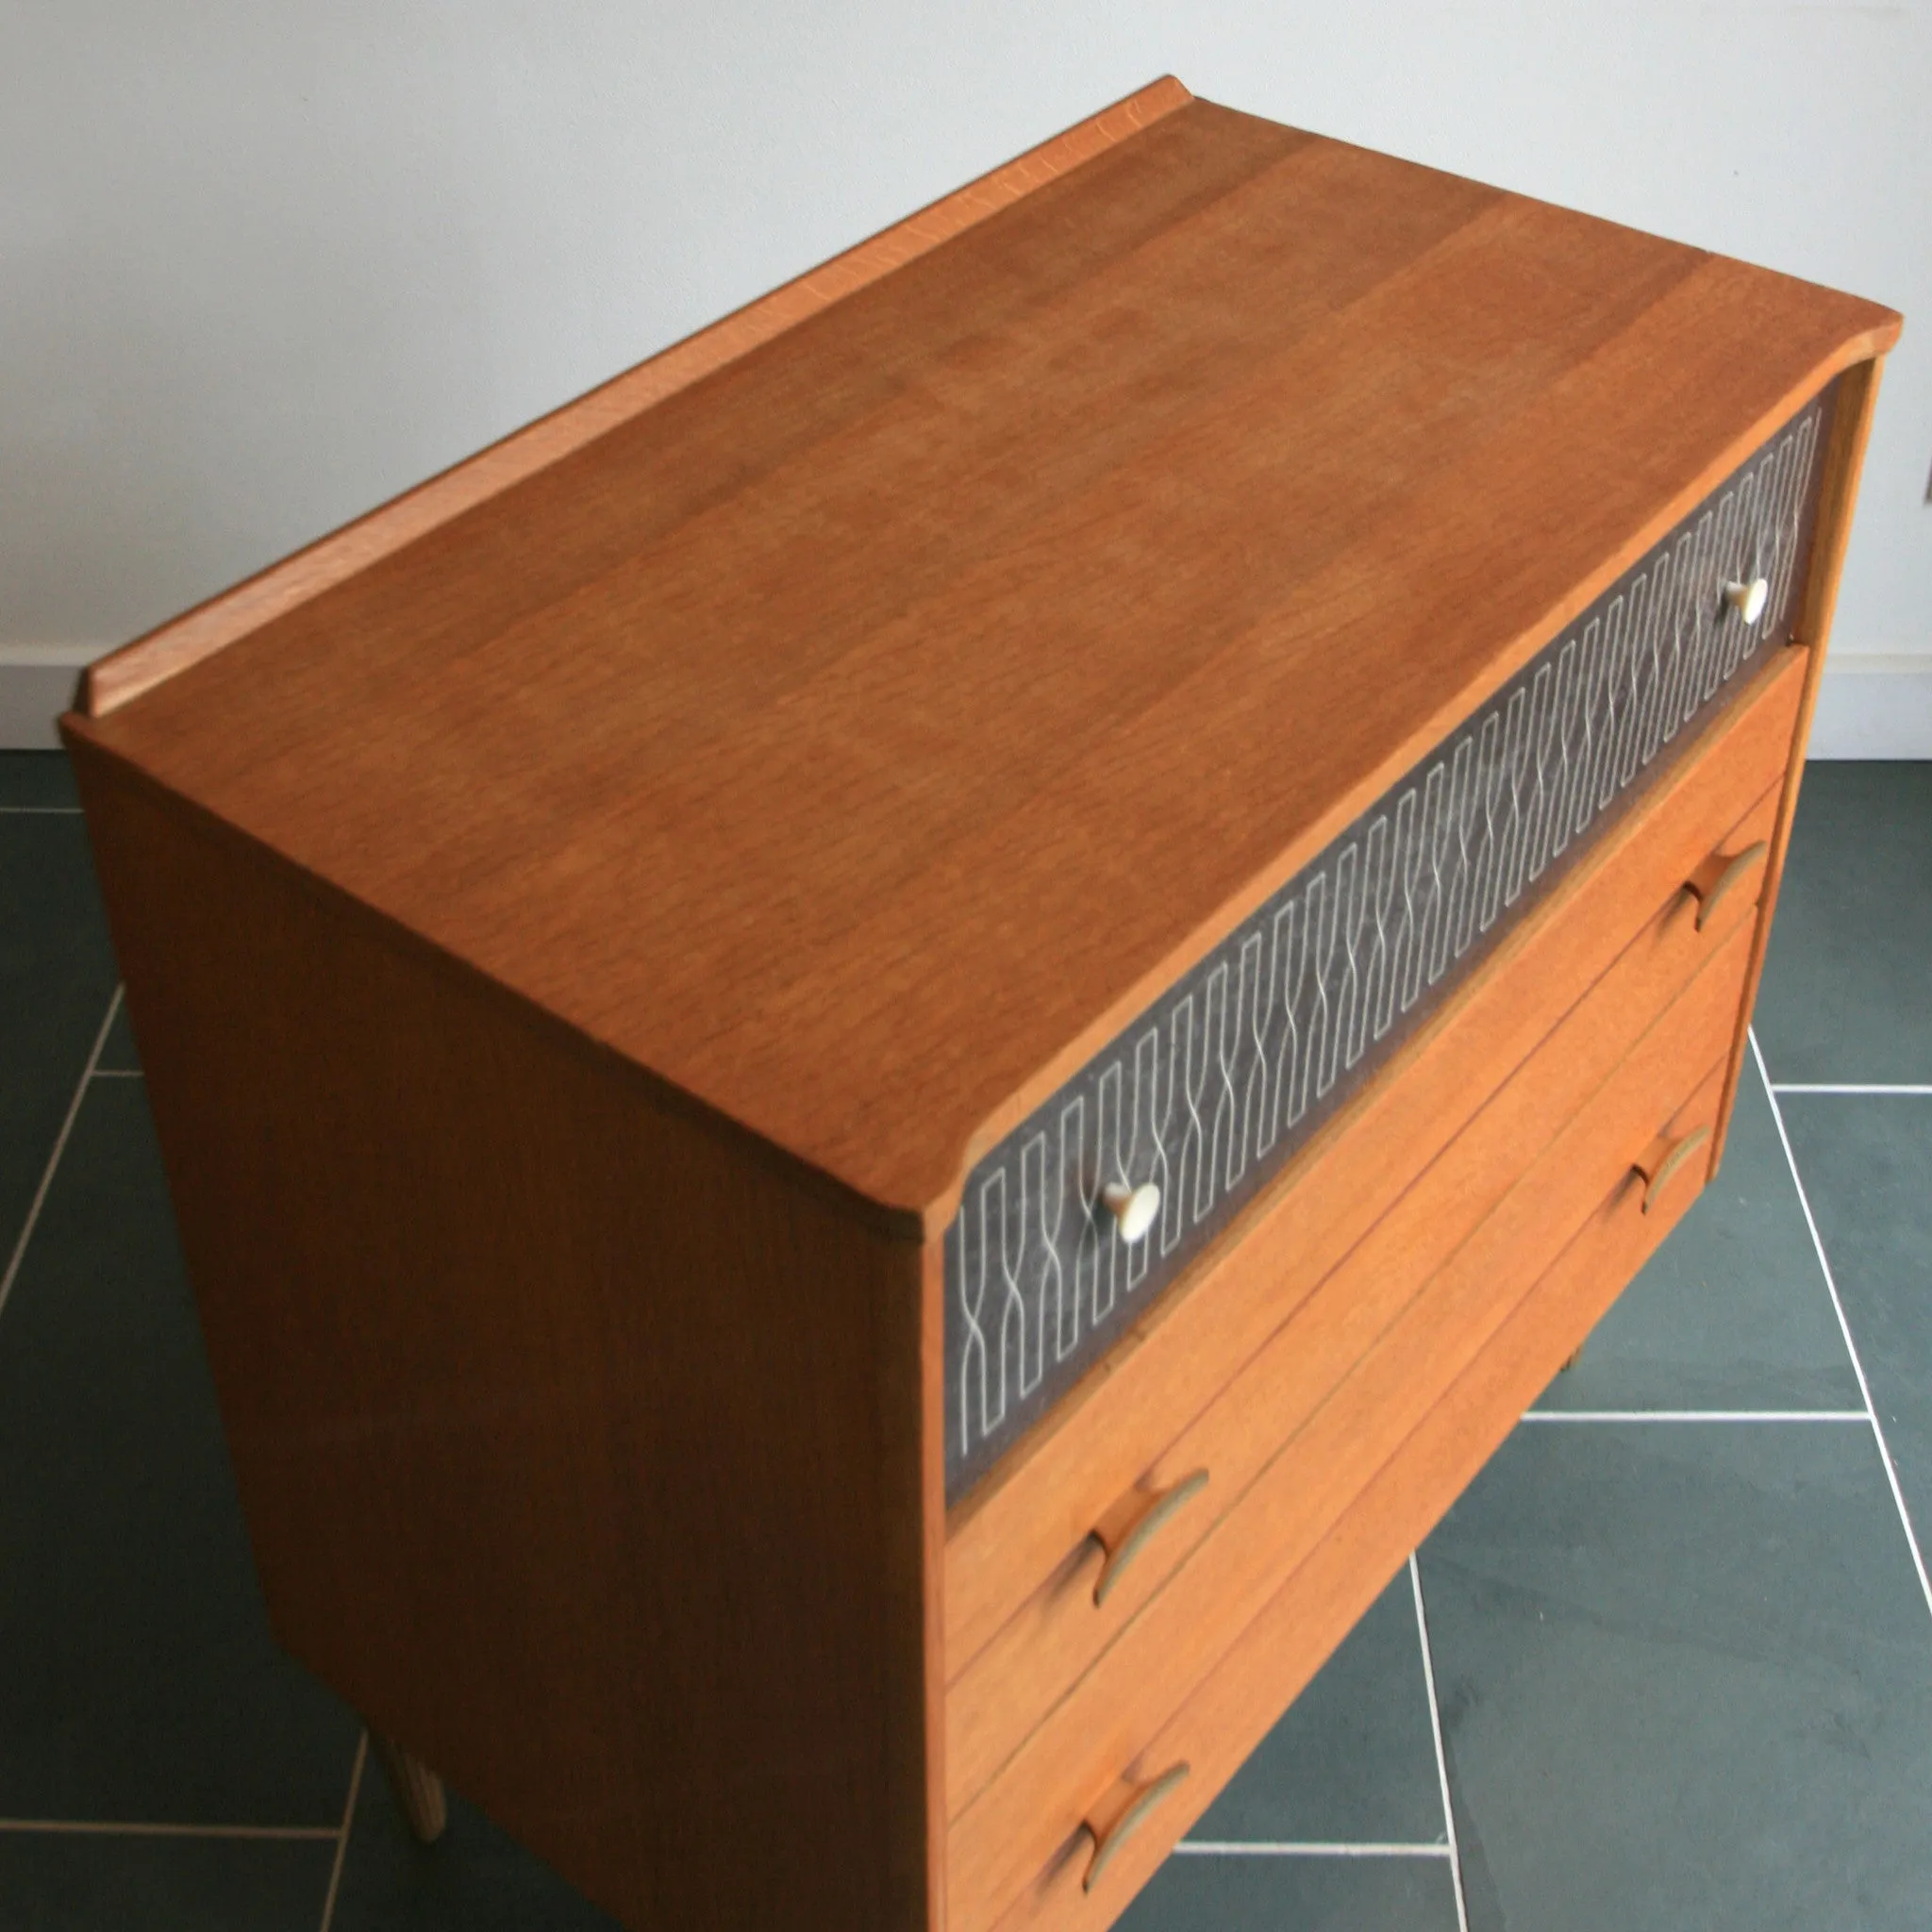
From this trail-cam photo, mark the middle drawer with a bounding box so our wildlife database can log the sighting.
[944,645,1803,1696]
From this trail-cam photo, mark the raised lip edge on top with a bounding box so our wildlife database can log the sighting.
[72,75,1195,721]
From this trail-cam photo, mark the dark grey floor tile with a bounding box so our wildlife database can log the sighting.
[1532,1061,1860,1413]
[0,816,118,1254]
[0,1830,335,1932]
[0,1080,359,1824]
[1756,761,1932,1083]
[1779,1092,1932,1557]
[97,996,142,1073]
[1116,1845,1460,1930]
[1420,1421,1932,1932]
[1187,1566,1445,1848]
[330,1755,620,1932]
[0,751,81,808]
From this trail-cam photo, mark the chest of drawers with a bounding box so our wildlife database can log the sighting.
[61,76,1897,1932]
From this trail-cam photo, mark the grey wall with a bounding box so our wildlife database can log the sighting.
[6,2,1928,678]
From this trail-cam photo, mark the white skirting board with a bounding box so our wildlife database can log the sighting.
[1807,657,1932,760]
[0,645,94,751]
[4,643,1930,757]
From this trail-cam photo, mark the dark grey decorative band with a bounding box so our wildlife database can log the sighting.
[944,388,1831,1503]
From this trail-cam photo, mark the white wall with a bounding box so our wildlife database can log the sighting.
[6,1,1928,744]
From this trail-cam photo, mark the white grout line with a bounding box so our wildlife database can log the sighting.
[1753,1029,1932,1626]
[1773,1083,1932,1096]
[1176,1840,1454,1857]
[1521,1409,1870,1424]
[317,1731,367,1932]
[0,985,122,1327]
[0,1818,339,1840]
[1409,1554,1471,1932]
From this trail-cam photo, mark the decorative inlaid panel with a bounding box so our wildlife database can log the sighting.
[944,388,1830,1502]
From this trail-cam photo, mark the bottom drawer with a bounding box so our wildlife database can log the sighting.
[973,1038,1735,1931]
[951,918,1752,1931]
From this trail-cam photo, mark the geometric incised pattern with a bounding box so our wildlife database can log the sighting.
[944,388,1830,1502]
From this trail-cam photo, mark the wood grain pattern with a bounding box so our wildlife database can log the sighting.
[948,913,1755,1928]
[987,1058,1726,1931]
[62,747,936,1932]
[943,775,1779,1813]
[79,76,1192,718]
[1709,356,1887,1170]
[944,643,1806,1675]
[63,97,1898,1227]
[53,82,1897,1932]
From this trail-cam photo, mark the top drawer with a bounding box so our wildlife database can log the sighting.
[943,382,1834,1504]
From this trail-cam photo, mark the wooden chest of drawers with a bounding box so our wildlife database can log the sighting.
[60,77,1897,1932]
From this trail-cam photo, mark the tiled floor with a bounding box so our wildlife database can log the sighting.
[4,753,1928,1930]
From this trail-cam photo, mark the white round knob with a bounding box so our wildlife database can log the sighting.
[1723,577,1769,625]
[1101,1181,1161,1244]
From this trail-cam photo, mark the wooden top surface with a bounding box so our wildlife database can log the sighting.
[70,81,1899,1232]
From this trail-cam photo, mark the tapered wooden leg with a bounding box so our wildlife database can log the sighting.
[371,1730,448,1844]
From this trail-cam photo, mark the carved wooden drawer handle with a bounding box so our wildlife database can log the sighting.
[1684,839,1768,932]
[1092,1470,1209,1607]
[1633,1124,1711,1215]
[1080,1762,1191,1893]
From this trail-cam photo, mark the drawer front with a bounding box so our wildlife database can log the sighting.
[943,388,1831,1504]
[949,919,1752,1932]
[982,1056,1727,1932]
[945,774,1777,1808]
[946,641,1804,1680]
